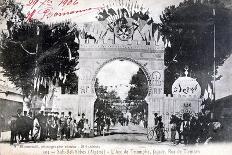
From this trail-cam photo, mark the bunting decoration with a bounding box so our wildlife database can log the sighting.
[95,0,158,41]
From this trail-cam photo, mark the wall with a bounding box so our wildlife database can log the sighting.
[0,99,23,131]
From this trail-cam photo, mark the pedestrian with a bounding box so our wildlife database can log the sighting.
[197,114,208,143]
[94,116,102,135]
[154,113,159,140]
[100,117,106,135]
[15,109,26,143]
[59,112,67,140]
[180,113,191,145]
[22,111,31,142]
[28,111,33,139]
[82,119,90,138]
[66,111,72,140]
[106,116,111,132]
[170,115,177,144]
[189,116,199,144]
[176,115,182,144]
[78,115,85,137]
[157,116,165,142]
[48,116,58,140]
[37,110,47,141]
[32,115,41,143]
[72,120,78,138]
[10,115,18,145]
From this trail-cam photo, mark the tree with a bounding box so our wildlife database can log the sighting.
[159,0,232,95]
[0,1,79,100]
[126,68,148,101]
[94,78,122,119]
[126,68,148,117]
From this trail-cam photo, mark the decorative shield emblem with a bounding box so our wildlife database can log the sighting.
[114,17,134,41]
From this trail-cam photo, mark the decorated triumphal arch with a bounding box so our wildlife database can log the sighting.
[74,7,165,129]
[71,5,203,132]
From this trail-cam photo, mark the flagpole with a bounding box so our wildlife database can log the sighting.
[212,8,216,118]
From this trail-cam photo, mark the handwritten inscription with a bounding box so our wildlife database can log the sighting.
[23,0,104,21]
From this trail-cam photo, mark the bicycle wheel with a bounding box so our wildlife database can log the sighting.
[147,130,154,140]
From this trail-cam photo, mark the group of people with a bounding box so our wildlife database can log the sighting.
[10,109,91,144]
[94,110,112,135]
[170,112,221,145]
[152,112,222,145]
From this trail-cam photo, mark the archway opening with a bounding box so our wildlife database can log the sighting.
[94,59,149,135]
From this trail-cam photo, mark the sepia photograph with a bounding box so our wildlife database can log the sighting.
[0,0,232,154]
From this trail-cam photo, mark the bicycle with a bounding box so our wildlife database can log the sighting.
[147,126,157,140]
[147,127,169,141]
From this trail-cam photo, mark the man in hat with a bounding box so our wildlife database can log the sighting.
[59,112,67,140]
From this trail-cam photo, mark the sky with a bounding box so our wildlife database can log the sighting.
[97,60,139,100]
[0,0,231,99]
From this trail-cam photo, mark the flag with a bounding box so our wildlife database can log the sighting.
[36,26,40,35]
[213,9,215,16]
[33,77,37,90]
[36,76,40,91]
[63,74,67,83]
[208,84,213,100]
[65,43,72,61]
[203,89,208,100]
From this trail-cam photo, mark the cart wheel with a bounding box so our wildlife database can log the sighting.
[147,130,154,140]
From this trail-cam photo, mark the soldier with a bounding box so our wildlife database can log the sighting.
[66,111,72,140]
[59,112,67,140]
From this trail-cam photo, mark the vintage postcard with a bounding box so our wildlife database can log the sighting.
[0,0,232,155]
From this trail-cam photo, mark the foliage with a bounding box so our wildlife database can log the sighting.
[159,0,232,94]
[126,68,148,117]
[0,1,79,97]
[94,78,122,120]
[126,68,148,101]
